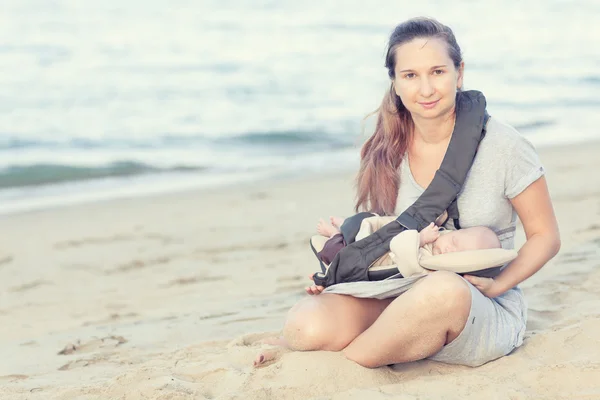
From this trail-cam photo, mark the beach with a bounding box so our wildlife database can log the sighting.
[1,1,599,398]
[1,141,599,400]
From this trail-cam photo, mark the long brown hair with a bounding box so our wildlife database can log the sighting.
[355,17,463,215]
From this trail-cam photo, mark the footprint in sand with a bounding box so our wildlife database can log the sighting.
[9,280,51,293]
[54,234,136,249]
[163,274,227,288]
[57,335,127,355]
[58,358,96,371]
[0,255,13,266]
[82,313,139,327]
[0,374,28,382]
[220,316,267,326]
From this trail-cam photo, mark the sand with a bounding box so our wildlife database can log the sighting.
[1,142,600,400]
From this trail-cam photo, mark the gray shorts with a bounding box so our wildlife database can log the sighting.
[428,280,528,367]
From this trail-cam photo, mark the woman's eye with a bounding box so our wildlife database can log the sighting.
[433,69,444,75]
[404,73,416,79]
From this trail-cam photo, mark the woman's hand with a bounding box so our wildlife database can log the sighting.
[305,274,325,295]
[463,275,504,298]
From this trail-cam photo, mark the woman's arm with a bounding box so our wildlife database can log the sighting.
[497,175,561,290]
[465,176,561,297]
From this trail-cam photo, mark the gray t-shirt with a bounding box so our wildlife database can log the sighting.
[396,117,545,250]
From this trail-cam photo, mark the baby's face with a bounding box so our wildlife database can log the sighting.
[431,230,478,255]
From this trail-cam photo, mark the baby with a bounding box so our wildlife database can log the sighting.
[316,216,501,263]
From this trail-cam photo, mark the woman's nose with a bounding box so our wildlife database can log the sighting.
[419,77,435,97]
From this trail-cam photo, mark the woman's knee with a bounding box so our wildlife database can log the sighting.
[282,294,383,352]
[282,296,345,351]
[417,271,472,313]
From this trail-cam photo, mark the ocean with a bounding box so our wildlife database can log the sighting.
[1,0,598,214]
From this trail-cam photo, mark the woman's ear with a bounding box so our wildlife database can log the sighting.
[457,61,465,89]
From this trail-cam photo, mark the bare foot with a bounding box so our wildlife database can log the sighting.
[330,216,345,229]
[253,336,290,368]
[317,218,339,237]
[254,348,287,367]
[253,349,283,368]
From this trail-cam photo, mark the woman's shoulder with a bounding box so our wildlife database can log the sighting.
[479,116,537,156]
[483,117,526,146]
[474,115,544,198]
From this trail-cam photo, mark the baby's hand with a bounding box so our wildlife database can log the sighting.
[306,274,325,295]
[420,222,440,246]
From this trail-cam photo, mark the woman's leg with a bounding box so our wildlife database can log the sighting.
[283,293,393,351]
[282,271,471,366]
[342,271,472,368]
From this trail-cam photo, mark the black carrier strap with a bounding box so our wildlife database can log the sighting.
[448,199,461,230]
[396,93,488,232]
[312,91,489,287]
[447,111,489,231]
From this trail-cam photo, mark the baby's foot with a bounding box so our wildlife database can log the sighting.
[317,219,339,237]
[330,216,345,229]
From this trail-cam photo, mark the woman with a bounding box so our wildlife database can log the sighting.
[282,17,561,368]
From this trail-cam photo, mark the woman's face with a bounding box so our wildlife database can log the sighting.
[392,37,463,121]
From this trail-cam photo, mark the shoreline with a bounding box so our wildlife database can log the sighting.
[2,137,599,220]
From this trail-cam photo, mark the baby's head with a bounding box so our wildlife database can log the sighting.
[432,226,501,255]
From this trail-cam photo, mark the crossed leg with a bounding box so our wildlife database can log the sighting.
[276,271,471,368]
[253,294,391,367]
[343,271,471,367]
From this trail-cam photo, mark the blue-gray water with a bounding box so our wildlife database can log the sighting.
[1,0,599,213]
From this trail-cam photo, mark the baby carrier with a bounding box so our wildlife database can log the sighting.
[311,90,516,288]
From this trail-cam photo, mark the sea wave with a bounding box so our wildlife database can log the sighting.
[0,129,355,151]
[0,161,206,189]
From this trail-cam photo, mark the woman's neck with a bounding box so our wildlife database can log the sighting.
[412,109,456,145]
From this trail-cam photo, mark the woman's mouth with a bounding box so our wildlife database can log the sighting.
[419,100,440,109]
